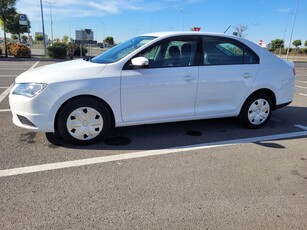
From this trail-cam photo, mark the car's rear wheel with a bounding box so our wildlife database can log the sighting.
[56,97,111,145]
[239,93,273,129]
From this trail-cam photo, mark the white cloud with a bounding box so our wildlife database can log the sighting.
[277,8,291,13]
[15,0,201,21]
[88,0,141,14]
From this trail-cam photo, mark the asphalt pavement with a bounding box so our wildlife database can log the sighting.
[0,59,306,229]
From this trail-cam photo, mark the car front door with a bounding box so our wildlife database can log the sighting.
[196,36,260,117]
[121,36,198,123]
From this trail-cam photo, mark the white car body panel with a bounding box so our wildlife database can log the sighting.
[14,59,107,84]
[121,66,198,122]
[196,64,259,117]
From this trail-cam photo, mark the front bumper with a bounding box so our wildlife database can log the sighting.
[9,92,56,132]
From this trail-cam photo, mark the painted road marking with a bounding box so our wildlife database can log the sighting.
[296,80,307,84]
[1,126,307,178]
[295,85,307,89]
[299,93,307,97]
[0,109,11,112]
[0,61,39,104]
[295,124,307,131]
[0,83,14,104]
[0,75,18,78]
[0,68,32,70]
[27,61,40,71]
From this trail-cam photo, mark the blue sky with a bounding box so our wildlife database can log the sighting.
[1,0,307,46]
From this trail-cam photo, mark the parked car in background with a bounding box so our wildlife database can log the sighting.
[20,41,31,46]
[9,31,295,145]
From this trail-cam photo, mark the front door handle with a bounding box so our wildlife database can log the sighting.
[242,72,252,79]
[183,75,196,82]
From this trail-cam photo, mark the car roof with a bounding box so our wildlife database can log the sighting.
[141,31,236,39]
[140,31,261,52]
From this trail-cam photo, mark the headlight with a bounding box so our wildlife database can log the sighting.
[13,83,47,98]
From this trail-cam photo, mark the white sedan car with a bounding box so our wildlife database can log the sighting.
[9,32,295,145]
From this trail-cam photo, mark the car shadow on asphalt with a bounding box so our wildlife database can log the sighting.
[44,105,307,151]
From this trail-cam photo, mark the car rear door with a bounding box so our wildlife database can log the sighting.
[196,36,260,117]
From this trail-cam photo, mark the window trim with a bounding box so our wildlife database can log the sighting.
[201,35,260,66]
[123,35,199,70]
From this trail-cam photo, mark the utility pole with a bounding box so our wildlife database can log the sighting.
[180,10,185,31]
[286,0,299,60]
[44,1,56,43]
[40,0,46,54]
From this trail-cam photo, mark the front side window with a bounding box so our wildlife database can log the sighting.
[92,36,156,64]
[138,37,197,68]
[203,37,259,65]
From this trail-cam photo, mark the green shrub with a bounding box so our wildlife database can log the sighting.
[9,44,31,58]
[278,48,288,54]
[74,45,88,56]
[47,42,68,59]
[298,48,307,54]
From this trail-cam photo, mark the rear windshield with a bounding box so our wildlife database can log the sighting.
[91,36,156,64]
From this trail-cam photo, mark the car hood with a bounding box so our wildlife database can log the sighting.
[15,59,107,84]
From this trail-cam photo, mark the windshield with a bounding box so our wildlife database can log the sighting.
[91,36,157,64]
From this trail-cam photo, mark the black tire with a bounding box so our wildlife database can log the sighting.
[56,97,112,145]
[45,132,63,146]
[238,93,273,129]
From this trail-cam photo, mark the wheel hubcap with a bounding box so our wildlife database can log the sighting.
[248,99,270,125]
[66,107,103,141]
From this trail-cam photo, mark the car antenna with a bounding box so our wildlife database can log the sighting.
[224,25,231,34]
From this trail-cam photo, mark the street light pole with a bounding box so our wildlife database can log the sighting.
[102,23,106,47]
[40,0,46,54]
[286,0,299,60]
[150,21,154,32]
[44,1,56,43]
[180,10,185,31]
[279,12,292,56]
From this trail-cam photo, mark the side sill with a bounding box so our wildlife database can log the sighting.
[275,101,292,110]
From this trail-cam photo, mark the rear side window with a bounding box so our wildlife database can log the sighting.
[202,36,259,66]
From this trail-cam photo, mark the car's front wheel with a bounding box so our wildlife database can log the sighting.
[239,93,273,129]
[56,97,112,145]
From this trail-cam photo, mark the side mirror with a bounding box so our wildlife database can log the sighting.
[131,57,149,68]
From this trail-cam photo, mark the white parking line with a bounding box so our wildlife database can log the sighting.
[296,80,307,84]
[0,83,14,104]
[0,109,11,112]
[0,75,18,78]
[0,61,39,104]
[295,85,307,89]
[299,93,307,97]
[1,126,307,178]
[27,61,40,71]
[295,124,307,130]
[0,68,32,71]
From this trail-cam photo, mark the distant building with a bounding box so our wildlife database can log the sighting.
[75,29,96,44]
